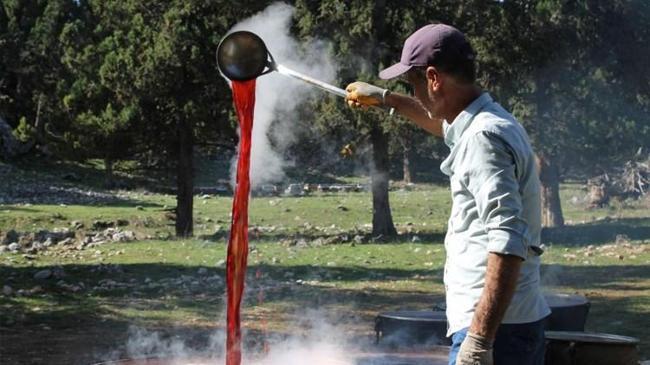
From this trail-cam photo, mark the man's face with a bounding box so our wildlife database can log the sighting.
[406,67,443,119]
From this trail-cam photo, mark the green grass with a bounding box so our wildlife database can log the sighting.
[1,177,649,363]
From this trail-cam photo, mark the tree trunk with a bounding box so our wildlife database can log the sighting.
[370,127,397,237]
[587,174,610,208]
[104,157,115,188]
[367,0,395,238]
[176,119,194,237]
[0,116,33,159]
[536,154,564,227]
[33,94,53,156]
[0,116,20,159]
[402,142,412,184]
[34,94,44,139]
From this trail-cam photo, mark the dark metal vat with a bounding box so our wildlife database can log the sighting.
[544,331,640,365]
[374,311,450,346]
[544,293,590,331]
[374,293,591,347]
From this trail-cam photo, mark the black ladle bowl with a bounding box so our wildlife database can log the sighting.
[217,31,275,81]
[217,31,375,104]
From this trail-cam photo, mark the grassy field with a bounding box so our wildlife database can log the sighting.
[1,161,649,364]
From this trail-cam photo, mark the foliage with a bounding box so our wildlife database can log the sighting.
[0,0,79,152]
[12,117,35,142]
[1,0,649,231]
[488,0,650,174]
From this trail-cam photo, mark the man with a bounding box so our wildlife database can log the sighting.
[345,24,550,365]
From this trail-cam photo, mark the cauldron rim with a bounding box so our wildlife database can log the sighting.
[376,310,447,322]
[545,331,640,345]
[544,292,589,307]
[90,348,451,365]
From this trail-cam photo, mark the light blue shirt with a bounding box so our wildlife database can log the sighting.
[440,93,550,336]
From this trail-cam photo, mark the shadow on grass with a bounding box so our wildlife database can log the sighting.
[0,199,164,210]
[0,292,133,365]
[540,263,650,288]
[0,206,41,212]
[1,156,171,206]
[541,217,650,246]
[0,186,167,207]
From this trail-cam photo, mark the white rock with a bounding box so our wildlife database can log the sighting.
[112,230,135,242]
[2,285,12,296]
[8,242,21,252]
[208,275,223,284]
[57,238,74,246]
[70,220,84,229]
[34,269,52,280]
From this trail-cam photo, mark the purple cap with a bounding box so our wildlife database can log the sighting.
[379,24,475,80]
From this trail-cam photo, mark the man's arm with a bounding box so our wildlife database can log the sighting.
[462,131,530,336]
[345,82,444,137]
[469,252,522,340]
[456,132,530,365]
[384,92,443,137]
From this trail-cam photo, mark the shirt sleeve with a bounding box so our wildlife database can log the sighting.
[459,131,529,259]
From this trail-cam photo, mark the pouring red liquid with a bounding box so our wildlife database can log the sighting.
[226,79,256,365]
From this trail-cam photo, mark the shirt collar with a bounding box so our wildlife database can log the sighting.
[443,92,493,148]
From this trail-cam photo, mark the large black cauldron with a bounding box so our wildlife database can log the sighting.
[375,293,591,347]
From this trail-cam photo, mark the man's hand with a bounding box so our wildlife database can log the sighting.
[456,332,493,365]
[345,81,389,108]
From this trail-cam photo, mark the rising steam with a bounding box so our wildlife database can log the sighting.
[227,2,338,188]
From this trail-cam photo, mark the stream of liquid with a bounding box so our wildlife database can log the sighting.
[226,79,256,365]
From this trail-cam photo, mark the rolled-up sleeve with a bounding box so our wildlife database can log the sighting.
[460,131,529,259]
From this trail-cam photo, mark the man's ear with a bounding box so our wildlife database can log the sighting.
[426,66,442,91]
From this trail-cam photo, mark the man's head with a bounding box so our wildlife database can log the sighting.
[379,24,477,119]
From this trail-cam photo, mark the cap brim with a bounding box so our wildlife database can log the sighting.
[378,62,412,80]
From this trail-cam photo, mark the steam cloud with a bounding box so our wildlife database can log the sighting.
[227,2,338,188]
[116,314,362,364]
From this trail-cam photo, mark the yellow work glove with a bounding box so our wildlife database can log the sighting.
[345,81,390,108]
[456,332,494,365]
